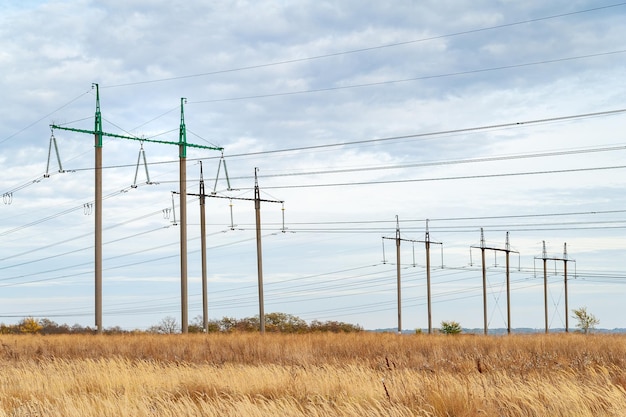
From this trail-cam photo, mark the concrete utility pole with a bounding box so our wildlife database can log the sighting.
[94,86,103,334]
[470,229,519,335]
[254,168,266,333]
[180,158,234,332]
[178,99,189,333]
[199,162,209,332]
[51,87,223,333]
[396,218,402,334]
[535,241,575,333]
[423,220,444,334]
[382,216,406,334]
[201,168,283,334]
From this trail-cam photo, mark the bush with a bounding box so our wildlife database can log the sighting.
[440,320,462,335]
[572,307,599,334]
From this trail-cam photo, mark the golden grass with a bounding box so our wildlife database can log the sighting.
[1,332,625,416]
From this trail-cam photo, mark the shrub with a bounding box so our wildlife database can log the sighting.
[440,320,462,335]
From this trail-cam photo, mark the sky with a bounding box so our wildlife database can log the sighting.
[1,0,625,332]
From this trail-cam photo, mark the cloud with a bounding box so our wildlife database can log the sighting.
[1,0,625,331]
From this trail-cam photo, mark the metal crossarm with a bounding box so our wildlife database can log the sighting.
[48,83,223,334]
[50,125,223,152]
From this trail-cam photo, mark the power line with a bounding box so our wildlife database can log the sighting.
[101,3,626,89]
[242,164,626,190]
[254,209,626,226]
[0,182,154,237]
[0,263,619,322]
[226,143,626,180]
[52,107,626,175]
[0,90,91,146]
[218,109,625,160]
[190,50,626,104]
[47,50,623,145]
[232,209,626,227]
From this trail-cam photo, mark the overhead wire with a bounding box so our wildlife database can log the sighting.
[233,209,626,227]
[1,4,621,170]
[190,50,626,104]
[229,143,626,180]
[241,164,626,190]
[112,265,544,316]
[0,181,156,238]
[100,2,626,89]
[0,89,92,146]
[221,108,626,159]
[52,108,626,175]
[1,260,618,321]
[2,5,625,327]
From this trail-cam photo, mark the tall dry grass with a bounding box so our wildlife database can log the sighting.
[1,332,625,416]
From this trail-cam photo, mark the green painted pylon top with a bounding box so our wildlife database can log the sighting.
[94,83,103,148]
[179,97,187,158]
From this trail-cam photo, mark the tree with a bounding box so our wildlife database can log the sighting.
[309,319,362,333]
[233,316,259,332]
[149,316,180,334]
[218,317,238,333]
[265,312,308,333]
[40,318,72,334]
[440,320,462,335]
[18,317,43,334]
[188,315,205,333]
[572,307,599,334]
[0,323,17,334]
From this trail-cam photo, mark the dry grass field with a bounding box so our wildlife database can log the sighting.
[1,332,625,416]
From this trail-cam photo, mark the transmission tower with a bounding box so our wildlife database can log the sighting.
[195,168,283,334]
[50,84,223,333]
[535,241,575,333]
[470,229,520,335]
[176,158,234,333]
[382,216,442,334]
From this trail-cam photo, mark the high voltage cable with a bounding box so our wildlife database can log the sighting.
[0,182,155,237]
[0,225,175,275]
[0,268,509,317]
[0,208,167,263]
[1,231,275,288]
[275,278,540,321]
[266,224,626,234]
[0,90,91,146]
[36,267,626,323]
[85,49,626,132]
[232,144,626,180]
[2,4,622,163]
[240,164,626,190]
[313,283,514,318]
[1,268,616,321]
[221,108,626,159]
[212,263,385,294]
[54,108,626,175]
[424,209,626,222]
[106,263,428,314]
[0,218,620,318]
[239,209,626,226]
[3,181,624,277]
[3,194,625,281]
[27,47,623,138]
[101,3,626,89]
[181,270,626,317]
[190,50,626,104]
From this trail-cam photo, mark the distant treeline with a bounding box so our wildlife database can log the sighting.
[0,313,363,335]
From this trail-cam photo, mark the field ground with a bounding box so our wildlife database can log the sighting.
[1,332,625,416]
